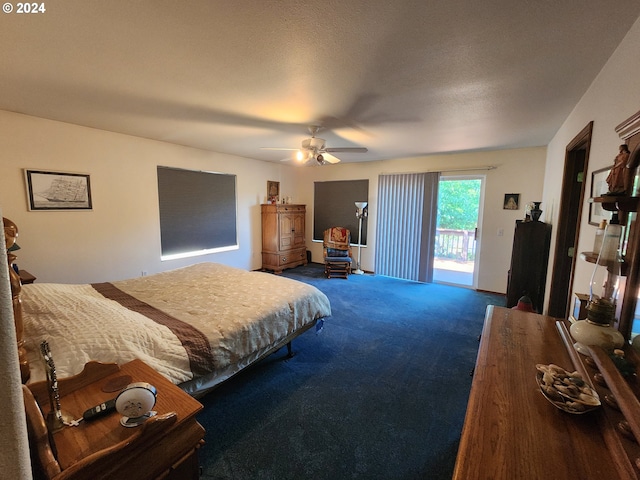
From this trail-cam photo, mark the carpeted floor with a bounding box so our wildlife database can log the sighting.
[196,264,505,479]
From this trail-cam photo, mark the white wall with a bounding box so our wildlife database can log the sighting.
[542,15,640,312]
[0,110,292,283]
[292,147,547,294]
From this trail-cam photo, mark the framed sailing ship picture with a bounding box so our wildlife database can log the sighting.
[24,169,92,211]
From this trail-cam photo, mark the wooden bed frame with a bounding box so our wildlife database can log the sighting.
[3,217,319,393]
[3,217,30,383]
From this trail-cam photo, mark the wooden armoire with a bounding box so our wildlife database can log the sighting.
[506,219,552,313]
[261,204,307,273]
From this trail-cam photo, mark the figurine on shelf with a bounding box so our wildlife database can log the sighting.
[605,144,630,195]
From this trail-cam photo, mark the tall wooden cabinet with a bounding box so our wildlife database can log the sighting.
[261,204,307,273]
[506,219,552,313]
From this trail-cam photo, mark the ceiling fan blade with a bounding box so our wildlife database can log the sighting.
[261,147,299,151]
[324,147,368,153]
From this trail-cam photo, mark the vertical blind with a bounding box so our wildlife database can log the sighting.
[375,172,440,282]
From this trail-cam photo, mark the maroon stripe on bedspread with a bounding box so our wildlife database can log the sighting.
[91,282,213,377]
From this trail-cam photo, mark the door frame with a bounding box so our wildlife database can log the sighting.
[547,122,593,318]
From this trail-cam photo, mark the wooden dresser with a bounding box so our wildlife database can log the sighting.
[453,306,640,479]
[261,204,307,273]
[26,359,205,480]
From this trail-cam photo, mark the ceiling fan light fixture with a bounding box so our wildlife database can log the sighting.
[306,137,325,150]
[263,125,366,165]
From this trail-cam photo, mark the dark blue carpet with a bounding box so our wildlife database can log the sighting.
[197,264,505,479]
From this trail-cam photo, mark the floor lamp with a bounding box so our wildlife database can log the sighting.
[354,201,367,275]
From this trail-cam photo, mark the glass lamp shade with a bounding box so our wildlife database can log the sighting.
[355,201,368,217]
[570,219,625,356]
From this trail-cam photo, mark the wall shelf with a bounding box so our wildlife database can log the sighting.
[579,251,600,263]
[590,196,639,212]
[579,251,629,276]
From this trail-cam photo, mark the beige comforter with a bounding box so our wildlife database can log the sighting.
[22,263,331,385]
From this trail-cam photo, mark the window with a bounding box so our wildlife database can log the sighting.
[313,180,369,244]
[157,166,237,260]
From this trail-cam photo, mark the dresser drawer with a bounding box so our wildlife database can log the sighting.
[279,248,306,266]
[275,204,305,214]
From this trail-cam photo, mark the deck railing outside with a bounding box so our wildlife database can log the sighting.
[435,228,476,262]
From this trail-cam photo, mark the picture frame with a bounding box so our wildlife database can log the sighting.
[24,169,92,211]
[589,166,612,226]
[503,193,520,210]
[267,180,280,204]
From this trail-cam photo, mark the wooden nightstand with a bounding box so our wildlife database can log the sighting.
[25,359,205,480]
[19,269,36,284]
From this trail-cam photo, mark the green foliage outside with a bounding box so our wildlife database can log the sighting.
[435,179,480,261]
[437,179,480,230]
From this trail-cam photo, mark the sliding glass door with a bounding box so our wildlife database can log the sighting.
[433,176,484,288]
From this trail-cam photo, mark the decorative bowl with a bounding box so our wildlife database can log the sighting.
[535,364,600,414]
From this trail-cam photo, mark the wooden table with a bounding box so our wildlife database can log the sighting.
[452,306,630,479]
[27,359,205,480]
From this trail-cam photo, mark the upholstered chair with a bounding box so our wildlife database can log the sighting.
[323,227,353,278]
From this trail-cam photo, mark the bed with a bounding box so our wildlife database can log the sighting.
[4,219,331,397]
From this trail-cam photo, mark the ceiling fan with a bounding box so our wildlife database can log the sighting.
[263,126,368,165]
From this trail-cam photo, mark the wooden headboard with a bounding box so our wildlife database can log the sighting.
[3,217,30,383]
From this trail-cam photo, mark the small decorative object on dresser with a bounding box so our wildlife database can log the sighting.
[529,202,543,221]
[261,204,307,273]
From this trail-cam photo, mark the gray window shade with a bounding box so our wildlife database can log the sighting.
[157,166,237,258]
[314,180,369,244]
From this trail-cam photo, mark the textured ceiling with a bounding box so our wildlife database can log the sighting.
[1,1,639,164]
